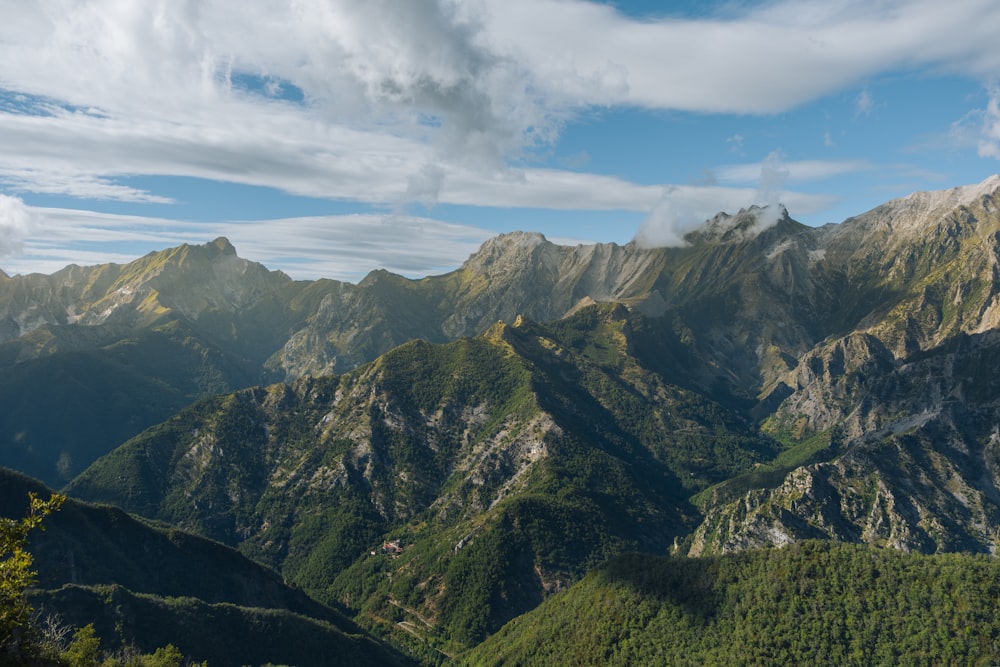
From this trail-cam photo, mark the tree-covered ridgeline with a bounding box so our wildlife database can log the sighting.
[466,541,1000,666]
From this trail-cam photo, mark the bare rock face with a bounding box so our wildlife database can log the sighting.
[690,405,1000,556]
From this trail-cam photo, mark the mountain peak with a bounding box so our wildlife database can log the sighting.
[460,231,553,275]
[685,204,790,244]
[210,236,237,255]
[485,230,549,249]
[855,175,1000,231]
[905,174,1000,208]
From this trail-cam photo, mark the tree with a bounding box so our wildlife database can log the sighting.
[0,492,65,663]
[60,624,101,667]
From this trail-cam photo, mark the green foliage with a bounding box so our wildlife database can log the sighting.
[692,428,843,510]
[0,491,64,663]
[467,542,1000,665]
[282,495,386,601]
[61,623,203,667]
[61,624,101,667]
[145,644,185,667]
[65,306,787,660]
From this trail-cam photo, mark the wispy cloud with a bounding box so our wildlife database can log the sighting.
[1,0,999,277]
[485,0,1000,112]
[855,89,875,116]
[727,134,746,155]
[4,205,492,281]
[715,158,875,184]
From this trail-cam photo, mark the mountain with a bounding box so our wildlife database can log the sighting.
[0,239,296,485]
[65,303,775,654]
[688,175,1000,555]
[7,175,1000,661]
[0,211,828,484]
[0,467,413,666]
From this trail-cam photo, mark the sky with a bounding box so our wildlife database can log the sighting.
[1,0,1000,282]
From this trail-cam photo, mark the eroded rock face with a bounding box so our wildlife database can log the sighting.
[690,410,1000,557]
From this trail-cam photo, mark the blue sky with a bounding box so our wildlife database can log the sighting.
[1,0,999,281]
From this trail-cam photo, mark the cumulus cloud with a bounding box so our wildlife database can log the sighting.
[0,195,38,258]
[485,0,1000,113]
[0,0,998,214]
[0,0,549,195]
[404,164,448,208]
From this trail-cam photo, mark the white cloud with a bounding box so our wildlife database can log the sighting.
[727,134,746,155]
[632,181,835,248]
[0,195,38,258]
[978,86,1000,159]
[945,85,1000,160]
[484,0,1000,113]
[1,0,998,215]
[715,158,874,184]
[756,151,790,221]
[855,89,874,116]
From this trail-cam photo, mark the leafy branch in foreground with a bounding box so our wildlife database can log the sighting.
[1,492,65,663]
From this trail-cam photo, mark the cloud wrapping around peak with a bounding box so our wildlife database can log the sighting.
[634,153,826,248]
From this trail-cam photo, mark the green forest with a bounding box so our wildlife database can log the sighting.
[467,541,1000,665]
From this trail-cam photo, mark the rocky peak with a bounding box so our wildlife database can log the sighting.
[686,204,790,244]
[822,175,1000,257]
[460,231,552,276]
[210,236,237,255]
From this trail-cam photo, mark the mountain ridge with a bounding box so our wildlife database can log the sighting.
[6,176,1000,661]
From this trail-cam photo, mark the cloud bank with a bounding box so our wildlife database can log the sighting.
[2,1,1000,276]
[0,0,998,211]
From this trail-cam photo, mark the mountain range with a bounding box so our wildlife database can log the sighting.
[4,175,1000,663]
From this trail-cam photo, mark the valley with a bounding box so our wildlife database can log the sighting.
[4,176,1000,664]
